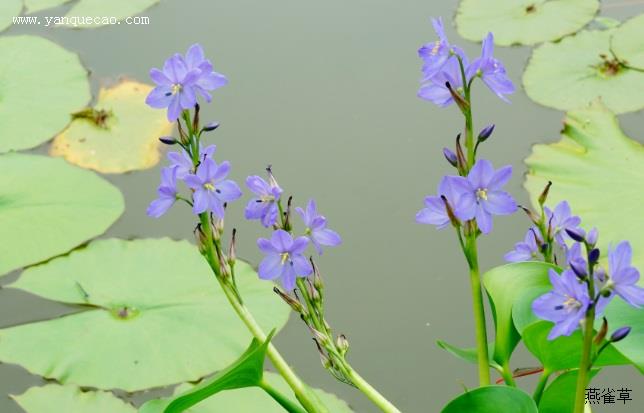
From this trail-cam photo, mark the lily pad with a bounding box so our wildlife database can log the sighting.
[455,0,599,46]
[523,29,644,114]
[0,238,290,391]
[611,14,644,71]
[0,0,22,32]
[64,0,159,28]
[0,153,123,277]
[12,384,135,413]
[525,103,644,371]
[0,36,90,153]
[24,0,72,14]
[50,81,172,173]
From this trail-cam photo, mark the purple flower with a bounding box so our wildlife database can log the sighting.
[418,49,469,107]
[450,159,517,234]
[245,175,283,227]
[296,199,342,255]
[415,176,462,229]
[466,33,514,102]
[147,167,179,218]
[168,144,216,179]
[544,201,581,247]
[418,17,453,80]
[146,54,201,121]
[565,242,585,267]
[532,268,591,340]
[604,241,644,308]
[183,44,228,103]
[185,158,242,217]
[504,228,541,262]
[257,230,313,290]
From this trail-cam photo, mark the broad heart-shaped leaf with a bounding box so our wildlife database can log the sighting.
[522,321,630,373]
[63,0,159,27]
[50,81,172,173]
[0,153,123,277]
[139,332,280,413]
[11,384,135,413]
[24,0,72,13]
[538,369,599,413]
[483,262,556,368]
[0,0,22,32]
[158,372,353,413]
[525,105,644,372]
[455,0,599,46]
[0,36,90,152]
[523,29,644,114]
[441,386,537,413]
[611,14,644,71]
[0,238,290,391]
[436,340,502,372]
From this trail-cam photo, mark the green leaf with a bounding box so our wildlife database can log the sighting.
[50,80,172,173]
[522,321,630,372]
[0,238,290,391]
[0,153,123,277]
[0,0,22,32]
[11,384,135,413]
[455,0,599,46]
[0,36,90,152]
[512,286,551,335]
[538,369,599,413]
[611,14,644,71]
[604,300,644,373]
[63,0,159,28]
[441,386,538,413]
[139,332,278,413]
[159,372,353,413]
[523,29,644,114]
[483,262,555,367]
[436,340,502,372]
[24,0,72,14]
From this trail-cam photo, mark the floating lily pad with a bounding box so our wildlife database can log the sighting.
[0,153,123,277]
[12,384,135,413]
[0,0,22,32]
[64,0,159,28]
[523,29,644,113]
[170,372,353,413]
[50,81,172,173]
[24,0,72,14]
[0,238,290,391]
[455,0,599,46]
[525,103,644,371]
[0,36,90,153]
[611,14,644,71]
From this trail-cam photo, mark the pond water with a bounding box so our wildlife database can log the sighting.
[1,0,643,412]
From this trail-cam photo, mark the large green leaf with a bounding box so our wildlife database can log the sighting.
[50,80,172,173]
[512,286,551,335]
[63,0,159,28]
[0,0,22,32]
[441,386,538,413]
[11,384,135,413]
[483,262,555,367]
[525,104,644,372]
[0,153,123,277]
[0,36,90,152]
[523,29,644,113]
[611,14,644,71]
[163,372,353,413]
[24,0,72,13]
[538,369,599,413]
[0,238,290,391]
[455,0,599,46]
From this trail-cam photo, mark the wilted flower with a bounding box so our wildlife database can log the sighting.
[504,228,540,262]
[257,230,313,290]
[467,33,514,102]
[245,174,283,227]
[184,158,242,217]
[296,199,342,255]
[147,167,179,218]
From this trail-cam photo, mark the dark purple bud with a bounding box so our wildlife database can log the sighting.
[570,259,588,280]
[610,326,631,343]
[158,136,177,145]
[589,248,600,264]
[443,147,458,167]
[587,227,598,246]
[538,181,552,206]
[566,228,586,242]
[477,124,495,142]
[594,317,608,345]
[193,103,200,132]
[202,122,220,132]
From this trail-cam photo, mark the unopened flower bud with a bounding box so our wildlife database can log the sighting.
[477,124,495,142]
[274,287,303,313]
[443,147,458,168]
[589,248,600,265]
[336,334,349,354]
[202,122,220,132]
[538,181,552,206]
[441,195,460,227]
[159,136,177,145]
[570,259,587,280]
[594,317,608,345]
[566,228,586,243]
[587,228,598,246]
[177,121,189,144]
[194,224,207,253]
[311,258,324,292]
[193,103,200,132]
[519,205,540,225]
[228,228,237,266]
[610,326,631,343]
[445,81,469,112]
[310,328,329,346]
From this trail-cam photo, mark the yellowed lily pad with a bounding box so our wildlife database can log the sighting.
[51,81,172,174]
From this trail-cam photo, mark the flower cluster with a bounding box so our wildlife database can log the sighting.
[417,18,514,107]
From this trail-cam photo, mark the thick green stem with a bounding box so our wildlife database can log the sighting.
[259,374,309,413]
[573,313,595,413]
[500,363,516,387]
[343,367,402,413]
[466,236,491,386]
[533,370,551,405]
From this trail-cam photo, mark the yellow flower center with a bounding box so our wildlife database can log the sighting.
[476,188,488,201]
[171,83,182,95]
[204,183,215,192]
[431,40,440,55]
[280,252,290,265]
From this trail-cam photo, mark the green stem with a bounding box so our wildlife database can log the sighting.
[259,377,308,413]
[533,370,551,405]
[342,367,402,413]
[573,312,595,413]
[500,363,516,387]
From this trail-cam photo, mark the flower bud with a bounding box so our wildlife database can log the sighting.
[445,82,469,112]
[538,181,552,206]
[455,134,467,174]
[594,317,608,345]
[158,136,177,145]
[594,267,607,283]
[228,228,237,266]
[443,147,458,168]
[177,121,189,144]
[519,205,540,225]
[202,122,220,132]
[441,195,460,227]
[336,334,349,355]
[274,287,304,313]
[589,248,600,265]
[311,258,324,292]
[570,259,587,280]
[310,328,329,346]
[477,124,495,142]
[566,228,586,243]
[193,103,200,132]
[587,228,598,246]
[610,326,631,343]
